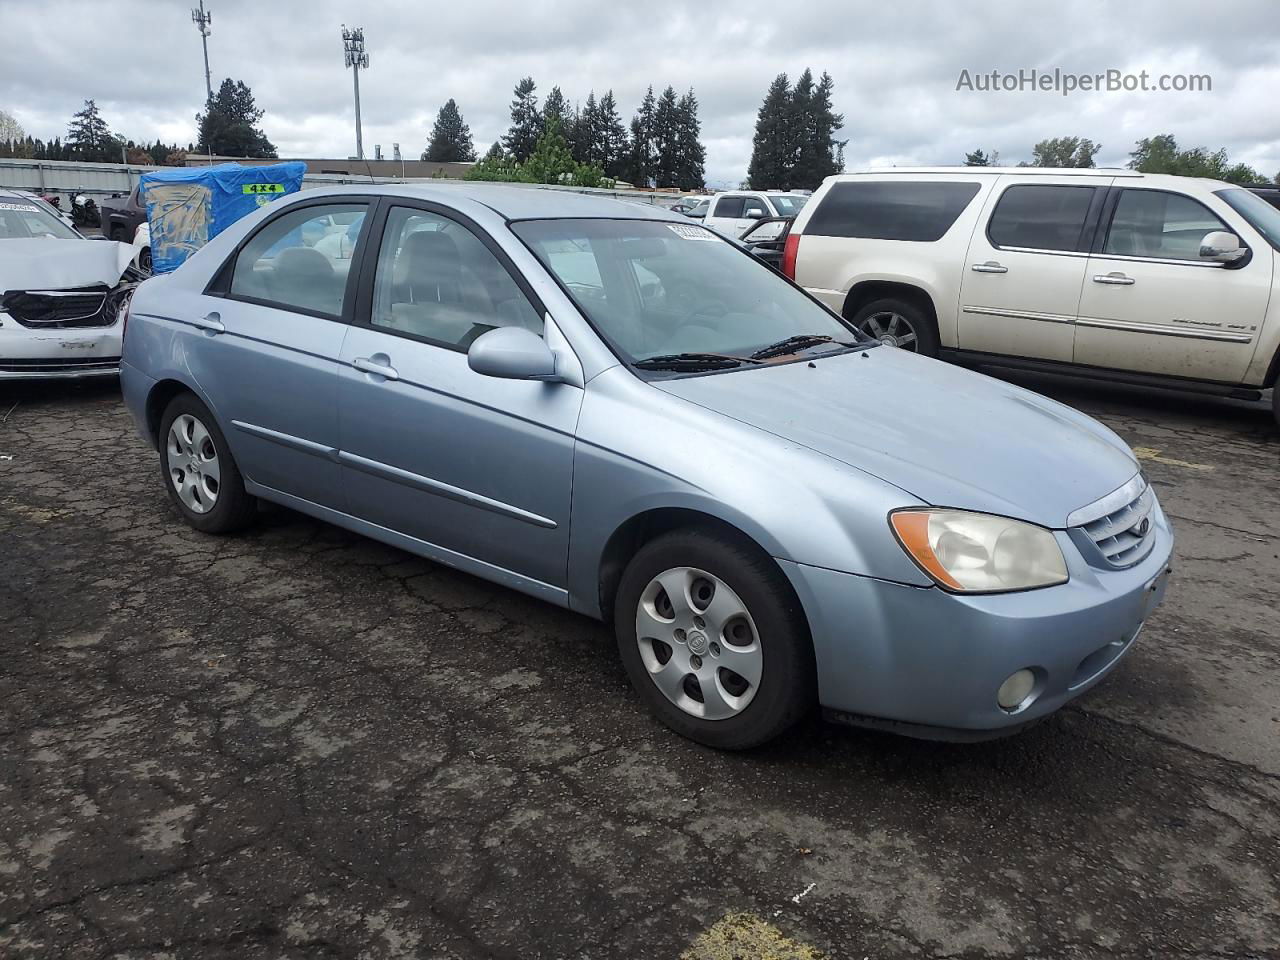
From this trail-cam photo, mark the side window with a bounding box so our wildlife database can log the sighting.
[806,181,982,241]
[689,199,710,217]
[715,196,746,219]
[370,206,542,350]
[1103,190,1229,261]
[743,197,769,219]
[988,184,1095,252]
[229,203,368,317]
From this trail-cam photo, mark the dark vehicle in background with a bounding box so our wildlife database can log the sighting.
[667,197,707,216]
[1250,185,1280,212]
[99,184,147,241]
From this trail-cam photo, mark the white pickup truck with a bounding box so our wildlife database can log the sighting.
[694,191,809,239]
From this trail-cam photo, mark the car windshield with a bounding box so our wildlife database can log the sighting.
[0,199,79,240]
[769,195,808,216]
[1217,188,1280,252]
[512,217,860,367]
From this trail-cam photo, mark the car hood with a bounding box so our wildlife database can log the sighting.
[654,347,1139,529]
[0,238,134,294]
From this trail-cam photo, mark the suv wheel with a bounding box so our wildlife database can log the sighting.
[849,297,939,356]
[614,528,815,749]
[158,393,257,534]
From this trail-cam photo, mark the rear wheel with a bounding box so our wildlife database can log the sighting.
[138,246,152,273]
[614,528,815,749]
[848,297,939,356]
[158,393,256,534]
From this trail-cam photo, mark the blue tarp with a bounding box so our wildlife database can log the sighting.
[139,161,306,274]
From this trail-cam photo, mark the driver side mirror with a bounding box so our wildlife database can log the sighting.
[1200,230,1246,264]
[467,326,563,382]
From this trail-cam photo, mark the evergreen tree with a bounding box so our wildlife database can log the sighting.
[503,77,542,163]
[964,148,990,166]
[543,86,568,127]
[572,91,598,166]
[67,99,117,162]
[196,79,276,157]
[651,86,681,188]
[626,86,657,187]
[596,90,629,180]
[422,98,476,162]
[674,90,705,190]
[796,71,842,188]
[747,74,793,189]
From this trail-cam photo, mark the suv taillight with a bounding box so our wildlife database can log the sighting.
[782,232,800,280]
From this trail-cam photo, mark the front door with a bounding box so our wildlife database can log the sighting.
[337,203,582,590]
[181,198,371,510]
[1074,187,1273,382]
[958,177,1110,362]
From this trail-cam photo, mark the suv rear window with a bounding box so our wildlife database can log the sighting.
[805,181,980,241]
[988,184,1095,252]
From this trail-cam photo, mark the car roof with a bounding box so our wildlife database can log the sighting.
[826,168,1241,190]
[296,182,682,221]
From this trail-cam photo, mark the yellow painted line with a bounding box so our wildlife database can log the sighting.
[681,912,826,960]
[1131,446,1215,471]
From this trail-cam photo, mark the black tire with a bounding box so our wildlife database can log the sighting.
[1273,384,1280,428]
[157,393,257,534]
[848,297,940,356]
[614,527,816,750]
[138,247,152,273]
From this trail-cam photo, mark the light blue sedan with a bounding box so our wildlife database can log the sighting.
[119,185,1173,749]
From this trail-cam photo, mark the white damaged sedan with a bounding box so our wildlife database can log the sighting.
[0,189,142,381]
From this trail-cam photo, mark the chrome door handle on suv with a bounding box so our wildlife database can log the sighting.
[353,356,400,381]
[971,261,1008,274]
[1093,272,1135,285]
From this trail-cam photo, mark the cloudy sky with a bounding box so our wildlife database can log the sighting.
[2,0,1278,187]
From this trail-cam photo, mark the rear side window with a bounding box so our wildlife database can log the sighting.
[229,203,368,317]
[805,181,981,241]
[715,196,745,218]
[988,185,1095,252]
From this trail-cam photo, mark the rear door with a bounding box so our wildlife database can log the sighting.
[1073,187,1272,382]
[958,176,1110,361]
[189,198,372,510]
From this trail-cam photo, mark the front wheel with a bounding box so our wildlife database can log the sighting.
[158,393,257,534]
[848,297,939,356]
[614,528,815,749]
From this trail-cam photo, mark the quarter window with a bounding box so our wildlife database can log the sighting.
[369,206,542,350]
[988,185,1095,252]
[1103,189,1229,261]
[229,203,368,317]
[806,181,981,241]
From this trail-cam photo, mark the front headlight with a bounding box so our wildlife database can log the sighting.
[890,509,1068,593]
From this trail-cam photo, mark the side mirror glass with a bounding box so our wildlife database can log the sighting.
[467,326,561,381]
[1200,230,1246,263]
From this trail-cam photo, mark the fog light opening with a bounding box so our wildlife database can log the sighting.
[997,668,1037,712]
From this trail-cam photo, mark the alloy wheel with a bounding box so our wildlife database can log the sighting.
[859,311,919,350]
[635,566,763,720]
[166,413,221,514]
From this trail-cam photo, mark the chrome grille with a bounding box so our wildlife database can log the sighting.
[1079,484,1156,568]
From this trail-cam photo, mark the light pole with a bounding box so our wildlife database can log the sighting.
[341,25,370,161]
[191,1,213,103]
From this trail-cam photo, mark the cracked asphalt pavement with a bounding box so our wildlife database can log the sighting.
[1,373,1278,959]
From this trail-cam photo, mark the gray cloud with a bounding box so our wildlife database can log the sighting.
[1,0,1277,186]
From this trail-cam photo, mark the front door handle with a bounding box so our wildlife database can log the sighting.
[353,356,399,381]
[971,261,1008,274]
[190,312,225,334]
[1093,272,1135,285]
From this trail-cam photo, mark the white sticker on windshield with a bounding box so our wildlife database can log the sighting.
[667,223,718,241]
[0,202,38,211]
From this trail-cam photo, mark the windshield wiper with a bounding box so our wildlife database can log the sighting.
[749,333,859,360]
[633,352,763,371]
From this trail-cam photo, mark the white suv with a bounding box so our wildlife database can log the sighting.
[785,168,1280,422]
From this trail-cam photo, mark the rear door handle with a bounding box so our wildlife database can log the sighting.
[190,312,225,334]
[971,261,1008,274]
[1093,272,1135,285]
[353,356,399,381]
